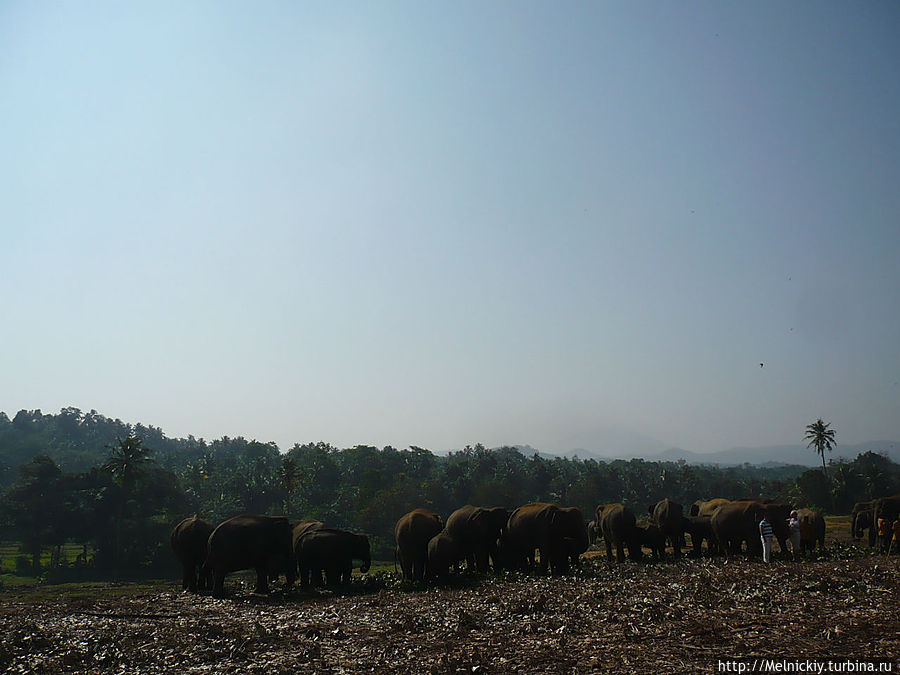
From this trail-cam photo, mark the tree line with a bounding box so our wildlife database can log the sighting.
[0,408,898,577]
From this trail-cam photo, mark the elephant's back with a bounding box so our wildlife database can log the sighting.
[652,499,683,527]
[209,514,291,552]
[693,498,730,518]
[171,515,214,557]
[395,509,443,545]
[292,520,325,550]
[597,503,635,540]
[445,505,478,537]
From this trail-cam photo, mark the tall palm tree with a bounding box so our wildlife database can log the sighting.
[104,435,153,490]
[103,435,153,572]
[805,418,837,476]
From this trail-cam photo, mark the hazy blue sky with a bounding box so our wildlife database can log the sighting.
[2,2,898,455]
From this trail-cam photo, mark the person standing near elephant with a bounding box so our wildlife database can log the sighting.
[759,515,774,563]
[788,511,801,561]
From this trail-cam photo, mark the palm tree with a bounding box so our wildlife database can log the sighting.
[103,435,153,572]
[805,418,837,476]
[104,435,153,490]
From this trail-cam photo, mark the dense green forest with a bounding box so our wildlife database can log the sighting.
[1,408,898,577]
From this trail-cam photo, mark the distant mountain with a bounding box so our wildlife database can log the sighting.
[512,440,900,467]
[657,441,900,467]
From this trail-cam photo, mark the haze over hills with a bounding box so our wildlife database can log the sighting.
[533,440,900,467]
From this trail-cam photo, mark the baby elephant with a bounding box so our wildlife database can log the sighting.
[295,528,371,587]
[638,524,665,560]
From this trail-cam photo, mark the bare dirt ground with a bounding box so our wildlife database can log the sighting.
[2,553,899,674]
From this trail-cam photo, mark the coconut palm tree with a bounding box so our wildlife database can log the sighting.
[805,418,837,476]
[103,435,153,572]
[104,435,153,490]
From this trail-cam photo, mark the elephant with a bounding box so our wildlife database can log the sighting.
[444,505,510,574]
[395,508,444,581]
[637,523,665,560]
[291,520,325,585]
[170,515,214,593]
[796,508,826,554]
[502,502,589,575]
[295,527,370,587]
[427,530,464,580]
[205,514,297,598]
[681,515,717,556]
[596,503,640,562]
[850,501,875,545]
[710,501,791,556]
[872,494,900,548]
[689,498,731,518]
[649,498,684,557]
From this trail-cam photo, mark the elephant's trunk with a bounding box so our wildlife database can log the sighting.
[360,558,371,574]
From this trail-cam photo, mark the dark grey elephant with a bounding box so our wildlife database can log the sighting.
[427,530,464,580]
[796,508,825,554]
[637,523,665,560]
[710,501,791,556]
[850,501,874,545]
[502,502,588,575]
[290,519,325,585]
[445,505,510,573]
[872,494,900,549]
[649,498,684,557]
[681,515,717,556]
[596,503,639,562]
[395,508,444,581]
[205,514,296,598]
[170,515,214,593]
[295,527,370,587]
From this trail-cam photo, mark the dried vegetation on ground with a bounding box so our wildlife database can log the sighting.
[2,554,899,674]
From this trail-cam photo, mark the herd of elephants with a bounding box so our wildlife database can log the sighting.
[169,494,900,598]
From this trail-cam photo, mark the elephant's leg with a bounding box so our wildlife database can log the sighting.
[181,563,192,591]
[467,552,478,574]
[670,534,681,557]
[255,567,270,594]
[554,550,569,576]
[616,543,625,563]
[212,571,226,598]
[197,565,210,592]
[475,551,489,574]
[604,540,613,562]
[188,564,199,593]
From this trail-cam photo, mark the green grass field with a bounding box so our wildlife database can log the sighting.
[0,542,92,574]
